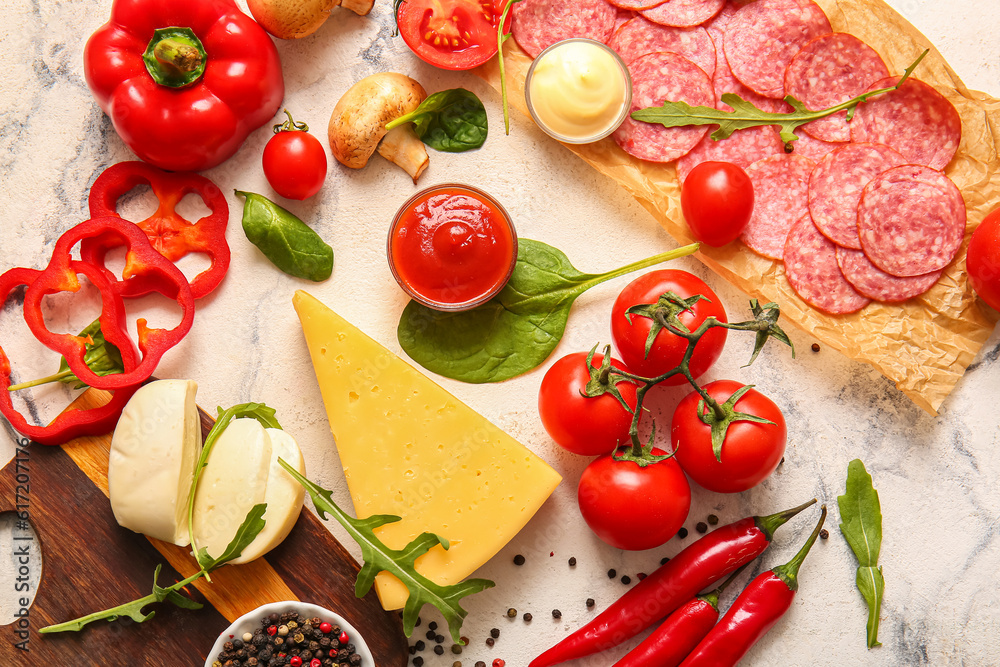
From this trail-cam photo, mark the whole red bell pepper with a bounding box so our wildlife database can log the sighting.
[84,0,284,172]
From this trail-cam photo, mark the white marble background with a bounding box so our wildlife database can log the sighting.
[0,0,998,665]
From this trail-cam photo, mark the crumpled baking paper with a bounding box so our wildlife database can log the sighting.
[476,0,1000,415]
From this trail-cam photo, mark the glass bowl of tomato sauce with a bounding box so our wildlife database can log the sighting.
[388,183,518,311]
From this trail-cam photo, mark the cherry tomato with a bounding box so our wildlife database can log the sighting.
[681,162,754,247]
[611,270,728,384]
[396,0,507,71]
[671,380,786,493]
[262,116,327,200]
[967,207,1000,312]
[538,351,638,456]
[578,450,690,551]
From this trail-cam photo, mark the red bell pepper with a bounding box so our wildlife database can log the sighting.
[22,217,195,391]
[0,266,140,446]
[83,161,231,299]
[84,0,284,172]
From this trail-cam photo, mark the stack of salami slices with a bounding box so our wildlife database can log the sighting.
[511,0,966,316]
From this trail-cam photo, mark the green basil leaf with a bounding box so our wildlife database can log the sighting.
[838,458,885,649]
[58,319,126,389]
[235,191,333,282]
[397,239,698,383]
[386,89,488,152]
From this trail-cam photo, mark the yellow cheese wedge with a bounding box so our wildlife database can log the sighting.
[293,290,561,610]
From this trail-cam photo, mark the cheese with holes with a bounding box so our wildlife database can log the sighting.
[293,290,561,610]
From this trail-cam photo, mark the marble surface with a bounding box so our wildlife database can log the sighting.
[1,0,999,665]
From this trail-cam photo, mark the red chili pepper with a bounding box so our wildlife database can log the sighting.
[22,217,195,391]
[83,161,231,299]
[680,505,828,666]
[0,266,140,446]
[528,499,816,667]
[83,0,284,172]
[613,565,749,667]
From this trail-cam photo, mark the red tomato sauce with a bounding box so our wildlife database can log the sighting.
[389,185,516,309]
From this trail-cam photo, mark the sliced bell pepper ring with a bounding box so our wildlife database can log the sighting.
[82,161,231,299]
[22,216,195,391]
[0,266,140,446]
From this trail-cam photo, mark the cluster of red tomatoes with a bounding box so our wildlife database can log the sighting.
[537,269,787,551]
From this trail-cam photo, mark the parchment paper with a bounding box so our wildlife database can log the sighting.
[476,0,1000,415]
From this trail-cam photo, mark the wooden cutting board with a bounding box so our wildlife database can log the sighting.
[0,389,409,667]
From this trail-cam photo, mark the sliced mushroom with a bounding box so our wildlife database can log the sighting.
[328,73,429,182]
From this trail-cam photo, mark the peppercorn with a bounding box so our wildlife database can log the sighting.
[435,634,445,643]
[513,554,525,566]
[476,662,486,667]
[621,575,631,585]
[493,659,505,667]
[460,636,468,646]
[428,621,438,631]
[320,622,333,634]
[607,568,616,578]
[820,529,829,539]
[224,641,235,652]
[416,640,425,651]
[434,645,445,655]
[452,643,463,654]
[552,609,562,619]
[486,638,495,647]
[279,625,290,637]
[568,557,577,567]
[288,621,300,630]
[413,658,424,667]
[490,628,500,639]
[415,617,422,627]
[660,556,670,565]
[637,572,647,581]
[677,527,689,539]
[707,514,719,525]
[454,662,462,667]
[409,646,417,655]
[506,608,517,618]
[811,343,821,352]
[586,598,595,608]
[426,630,436,640]
[294,632,306,644]
[696,522,708,534]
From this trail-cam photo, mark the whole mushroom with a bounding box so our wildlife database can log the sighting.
[248,0,374,40]
[328,73,430,182]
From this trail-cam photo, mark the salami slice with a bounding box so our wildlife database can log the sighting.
[613,52,715,162]
[712,36,791,114]
[850,77,962,171]
[615,8,637,30]
[724,0,831,98]
[641,0,726,28]
[808,143,905,249]
[677,126,783,183]
[608,0,667,11]
[784,216,870,314]
[786,131,840,161]
[784,33,889,142]
[608,17,716,77]
[857,165,966,277]
[836,247,941,302]
[512,0,618,58]
[740,154,815,259]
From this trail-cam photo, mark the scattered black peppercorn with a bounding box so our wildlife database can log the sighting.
[586,598,595,608]
[426,630,436,640]
[414,658,424,667]
[568,557,577,567]
[428,621,438,631]
[490,628,500,639]
[820,529,829,539]
[696,522,708,534]
[552,609,562,619]
[607,568,616,578]
[513,554,525,566]
[416,640,426,651]
[506,608,517,618]
[486,638,495,647]
[523,613,533,622]
[476,662,487,667]
[677,527,689,539]
[415,617,422,627]
[811,343,821,352]
[436,634,445,643]
[707,514,719,525]
[660,557,670,566]
[620,575,631,585]
[434,646,445,656]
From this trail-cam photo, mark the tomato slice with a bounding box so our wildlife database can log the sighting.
[397,0,507,70]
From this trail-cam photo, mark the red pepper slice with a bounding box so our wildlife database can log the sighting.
[82,161,231,299]
[0,266,140,446]
[22,216,195,391]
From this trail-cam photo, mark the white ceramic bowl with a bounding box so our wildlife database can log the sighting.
[204,601,375,667]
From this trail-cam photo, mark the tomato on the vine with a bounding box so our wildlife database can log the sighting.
[967,206,1000,312]
[611,269,728,384]
[538,350,638,457]
[396,0,508,71]
[578,451,690,551]
[262,110,327,201]
[681,161,754,247]
[672,380,786,493]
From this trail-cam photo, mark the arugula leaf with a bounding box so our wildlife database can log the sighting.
[8,319,124,391]
[497,0,522,135]
[236,191,334,282]
[196,503,269,571]
[633,50,928,145]
[838,458,884,648]
[386,89,488,152]
[397,239,698,383]
[279,460,494,644]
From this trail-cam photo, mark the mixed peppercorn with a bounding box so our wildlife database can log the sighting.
[213,610,362,667]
